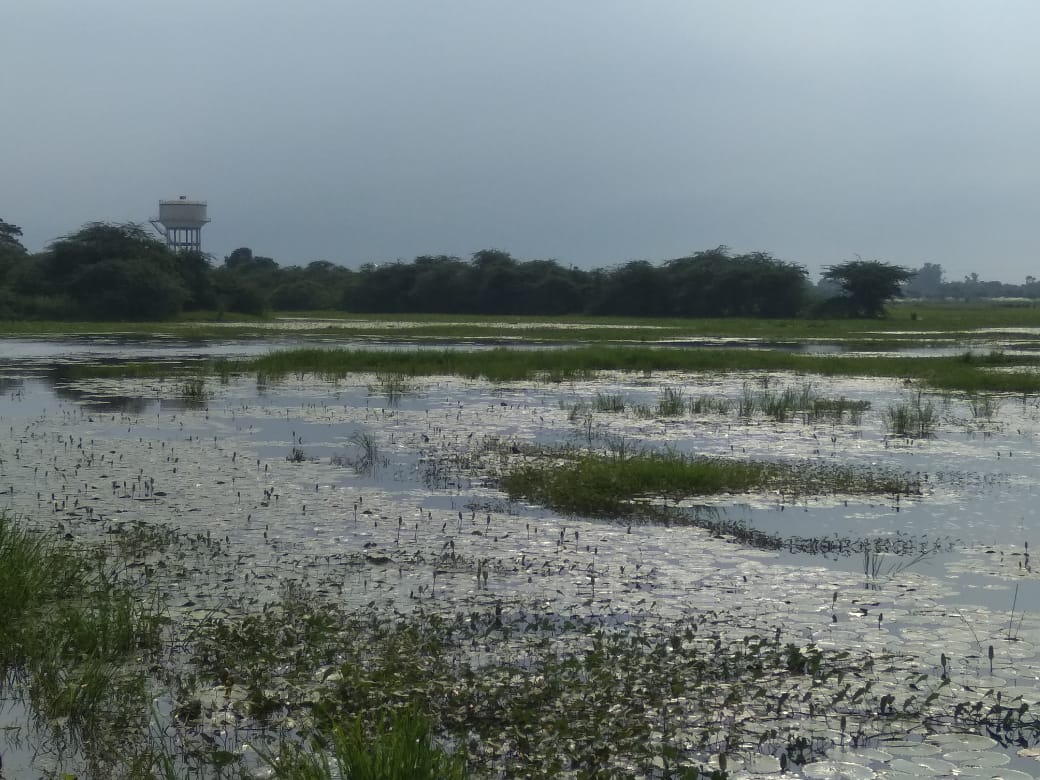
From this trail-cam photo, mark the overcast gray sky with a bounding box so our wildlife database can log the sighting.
[4,1,1039,281]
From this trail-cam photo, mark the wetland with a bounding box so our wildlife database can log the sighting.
[5,317,1040,778]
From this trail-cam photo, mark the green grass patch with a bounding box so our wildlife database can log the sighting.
[502,450,915,517]
[265,708,466,780]
[60,344,1040,394]
[0,513,165,770]
[5,299,1040,343]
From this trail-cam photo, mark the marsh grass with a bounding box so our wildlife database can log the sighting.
[560,398,590,421]
[332,431,382,475]
[502,450,916,517]
[593,391,626,412]
[8,300,1040,343]
[968,392,1002,420]
[886,391,940,438]
[757,384,816,422]
[64,345,1040,394]
[808,396,871,424]
[194,584,999,779]
[179,376,207,409]
[658,386,686,416]
[0,514,164,771]
[734,382,870,423]
[266,708,466,780]
[689,394,731,414]
[863,548,935,590]
[368,372,417,403]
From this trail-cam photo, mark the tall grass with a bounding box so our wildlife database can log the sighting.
[657,387,686,416]
[733,381,869,423]
[593,392,626,412]
[689,394,730,414]
[967,392,1001,420]
[885,391,940,438]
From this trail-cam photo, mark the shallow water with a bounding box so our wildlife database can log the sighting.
[5,339,1040,776]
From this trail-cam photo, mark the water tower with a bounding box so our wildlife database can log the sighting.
[150,196,209,253]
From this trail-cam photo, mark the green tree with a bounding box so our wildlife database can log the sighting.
[0,219,29,292]
[41,222,188,319]
[212,268,268,315]
[176,250,217,310]
[663,248,807,317]
[0,218,26,252]
[589,260,666,316]
[821,259,914,317]
[72,258,187,319]
[904,262,944,298]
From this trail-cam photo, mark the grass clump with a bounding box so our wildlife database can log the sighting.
[179,375,207,408]
[266,708,466,780]
[593,391,626,412]
[502,450,915,517]
[735,382,870,424]
[657,386,686,416]
[967,392,1001,420]
[809,396,870,424]
[886,391,940,438]
[368,372,417,403]
[689,394,730,414]
[331,431,382,474]
[0,513,164,771]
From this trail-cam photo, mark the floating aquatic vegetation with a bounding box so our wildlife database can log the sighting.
[4,359,1040,776]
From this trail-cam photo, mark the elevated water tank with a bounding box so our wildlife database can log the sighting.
[151,196,210,253]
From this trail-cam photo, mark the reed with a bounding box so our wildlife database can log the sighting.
[885,391,940,438]
[657,386,686,416]
[592,391,627,412]
[689,394,731,414]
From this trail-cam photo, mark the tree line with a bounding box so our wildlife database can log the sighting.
[0,218,942,321]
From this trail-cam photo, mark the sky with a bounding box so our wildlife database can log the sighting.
[4,1,1039,282]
